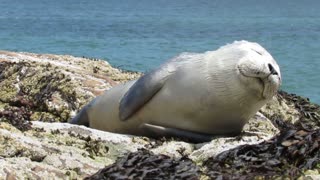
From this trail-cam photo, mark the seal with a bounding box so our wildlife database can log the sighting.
[70,41,281,142]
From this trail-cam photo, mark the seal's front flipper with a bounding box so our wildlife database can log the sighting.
[140,123,213,143]
[119,64,176,121]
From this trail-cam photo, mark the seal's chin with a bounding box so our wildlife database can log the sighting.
[261,75,281,99]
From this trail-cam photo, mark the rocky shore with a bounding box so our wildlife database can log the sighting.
[0,51,319,179]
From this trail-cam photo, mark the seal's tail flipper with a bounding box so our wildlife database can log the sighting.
[140,123,213,143]
[69,107,90,127]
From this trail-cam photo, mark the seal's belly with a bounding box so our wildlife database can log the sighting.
[142,104,248,135]
[136,83,251,135]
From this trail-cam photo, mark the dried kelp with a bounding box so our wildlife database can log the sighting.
[86,149,200,180]
[279,91,320,130]
[203,124,320,179]
[0,106,32,131]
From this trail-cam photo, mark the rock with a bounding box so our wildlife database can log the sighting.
[0,112,278,179]
[150,141,195,159]
[260,94,300,124]
[260,90,320,131]
[0,121,148,179]
[190,112,279,163]
[0,50,141,124]
[0,51,319,179]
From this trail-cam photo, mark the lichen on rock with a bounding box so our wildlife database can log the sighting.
[0,121,148,179]
[0,51,141,125]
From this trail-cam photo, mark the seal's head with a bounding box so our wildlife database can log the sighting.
[235,41,281,100]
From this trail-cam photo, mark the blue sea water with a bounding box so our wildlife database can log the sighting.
[0,0,319,103]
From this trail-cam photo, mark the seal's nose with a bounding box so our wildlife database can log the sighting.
[268,63,278,75]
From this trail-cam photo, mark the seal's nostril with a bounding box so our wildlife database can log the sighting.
[268,63,278,75]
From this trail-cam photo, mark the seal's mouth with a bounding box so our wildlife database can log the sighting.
[262,74,281,99]
[238,66,277,99]
[257,77,265,91]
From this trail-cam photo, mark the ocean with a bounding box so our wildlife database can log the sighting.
[0,0,319,103]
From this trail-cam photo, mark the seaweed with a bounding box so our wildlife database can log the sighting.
[0,106,32,131]
[86,149,200,180]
